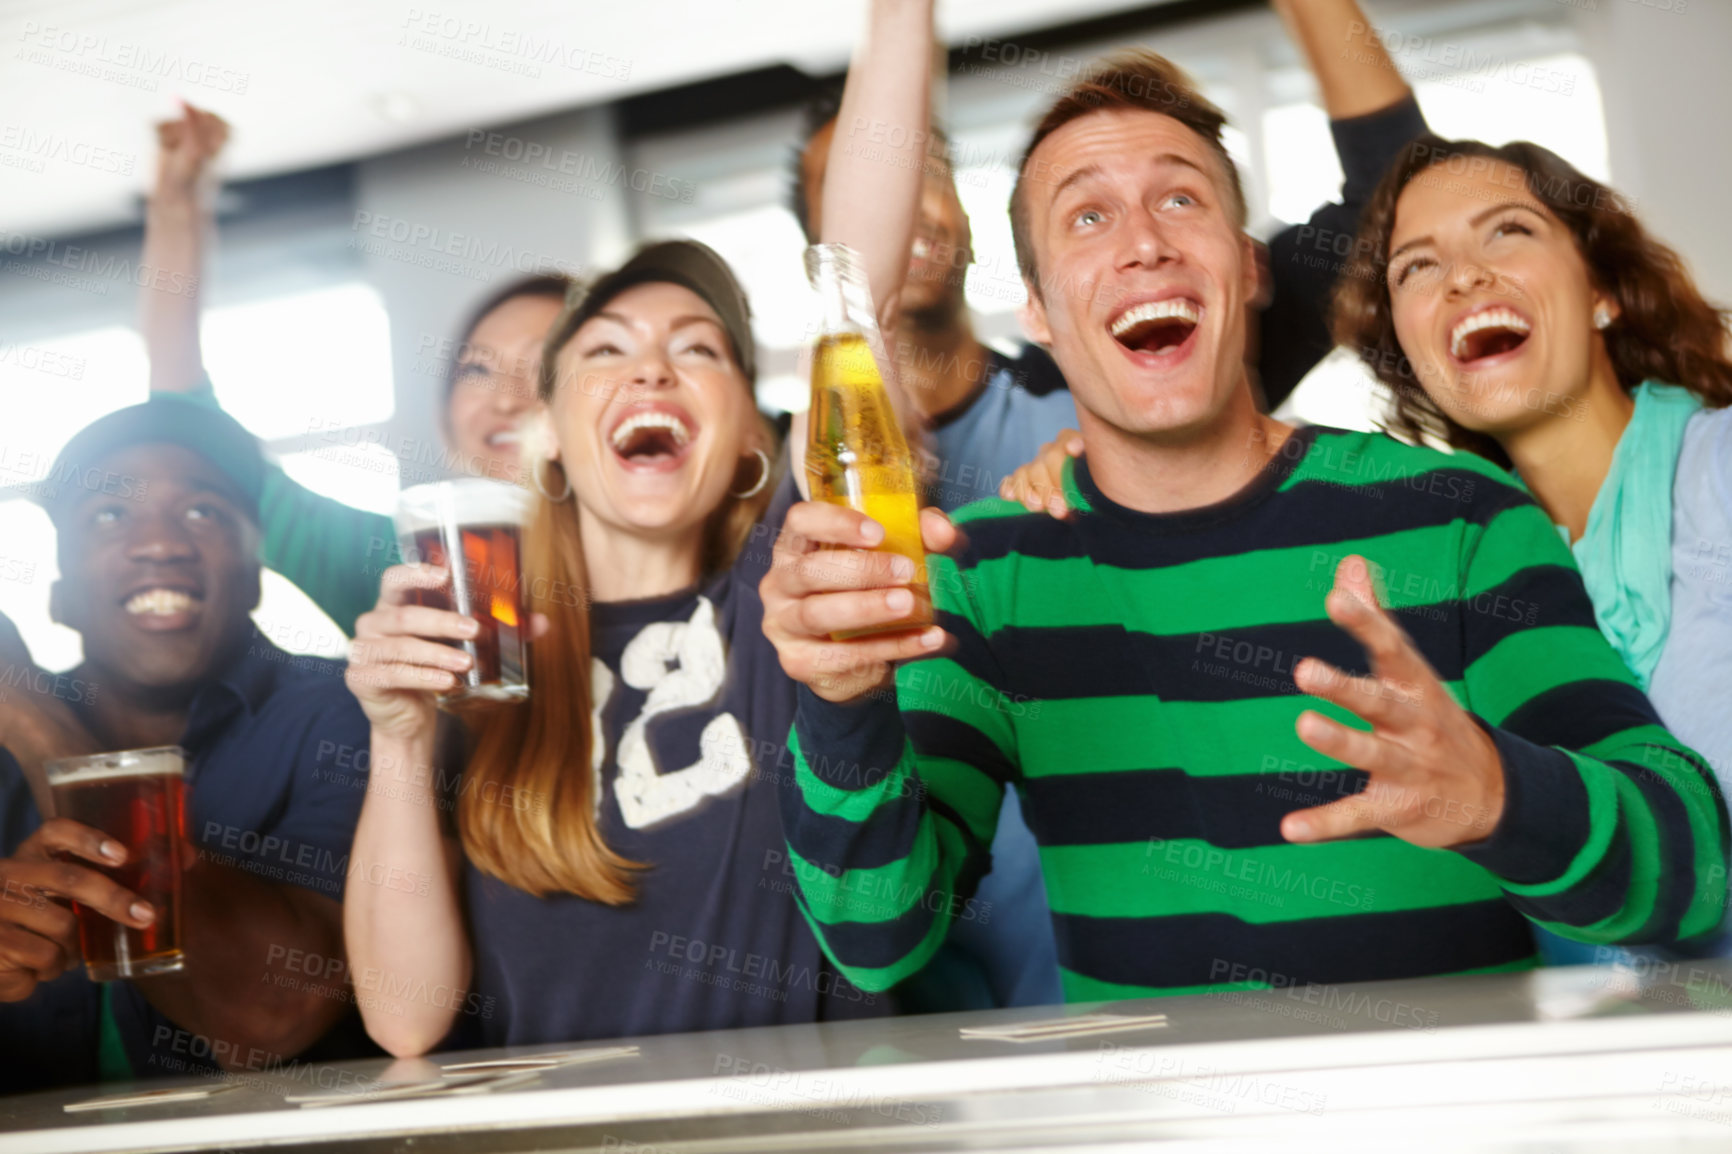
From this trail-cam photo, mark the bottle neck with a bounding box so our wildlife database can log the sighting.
[808,244,873,340]
[817,254,859,334]
[817,264,851,334]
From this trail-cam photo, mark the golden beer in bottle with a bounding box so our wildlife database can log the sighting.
[804,244,931,638]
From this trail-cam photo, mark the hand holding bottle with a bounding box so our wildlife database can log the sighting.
[760,501,954,703]
[804,243,933,638]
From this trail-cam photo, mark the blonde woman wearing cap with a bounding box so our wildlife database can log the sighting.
[343,0,958,1052]
[340,238,856,1053]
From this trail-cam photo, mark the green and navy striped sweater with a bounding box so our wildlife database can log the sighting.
[781,427,1729,1000]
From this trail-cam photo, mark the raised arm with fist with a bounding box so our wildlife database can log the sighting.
[153,102,229,202]
[143,101,229,394]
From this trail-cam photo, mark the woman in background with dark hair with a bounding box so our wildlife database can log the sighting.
[1333,135,1732,949]
[138,103,574,635]
[436,273,575,481]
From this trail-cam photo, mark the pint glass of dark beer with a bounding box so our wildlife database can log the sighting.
[395,478,532,703]
[44,747,188,982]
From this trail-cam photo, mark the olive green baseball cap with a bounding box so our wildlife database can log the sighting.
[543,239,756,391]
[39,394,264,526]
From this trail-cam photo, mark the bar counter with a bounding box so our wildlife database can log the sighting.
[5,961,1732,1152]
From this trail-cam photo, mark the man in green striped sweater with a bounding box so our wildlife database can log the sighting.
[758,28,1728,1002]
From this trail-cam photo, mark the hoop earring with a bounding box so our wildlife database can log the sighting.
[731,448,771,499]
[533,457,572,502]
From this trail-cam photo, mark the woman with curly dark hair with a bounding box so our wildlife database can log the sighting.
[1334,134,1732,870]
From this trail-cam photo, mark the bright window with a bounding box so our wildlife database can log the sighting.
[0,326,150,473]
[675,204,814,415]
[0,281,392,669]
[0,500,75,674]
[278,442,401,519]
[1263,52,1607,228]
[203,282,396,441]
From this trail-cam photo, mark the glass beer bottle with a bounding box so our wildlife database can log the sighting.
[804,243,932,638]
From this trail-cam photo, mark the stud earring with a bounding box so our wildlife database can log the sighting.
[1593,304,1613,331]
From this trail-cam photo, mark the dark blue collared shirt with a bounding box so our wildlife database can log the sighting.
[0,749,103,1092]
[0,630,372,1089]
[0,745,33,857]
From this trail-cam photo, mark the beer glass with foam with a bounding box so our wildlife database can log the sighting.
[395,478,532,702]
[45,747,188,982]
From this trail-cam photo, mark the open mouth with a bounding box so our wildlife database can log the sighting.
[484,428,521,449]
[908,232,958,283]
[1109,298,1203,358]
[1450,307,1532,365]
[607,406,696,472]
[122,585,205,630]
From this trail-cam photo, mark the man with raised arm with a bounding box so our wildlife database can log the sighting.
[792,0,1425,497]
[790,0,1434,1014]
[761,4,1728,1000]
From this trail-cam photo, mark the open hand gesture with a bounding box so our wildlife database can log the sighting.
[1283,555,1505,849]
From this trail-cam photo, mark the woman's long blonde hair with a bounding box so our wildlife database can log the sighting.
[454,285,776,902]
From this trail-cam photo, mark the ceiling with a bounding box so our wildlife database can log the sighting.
[1,0,1172,238]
